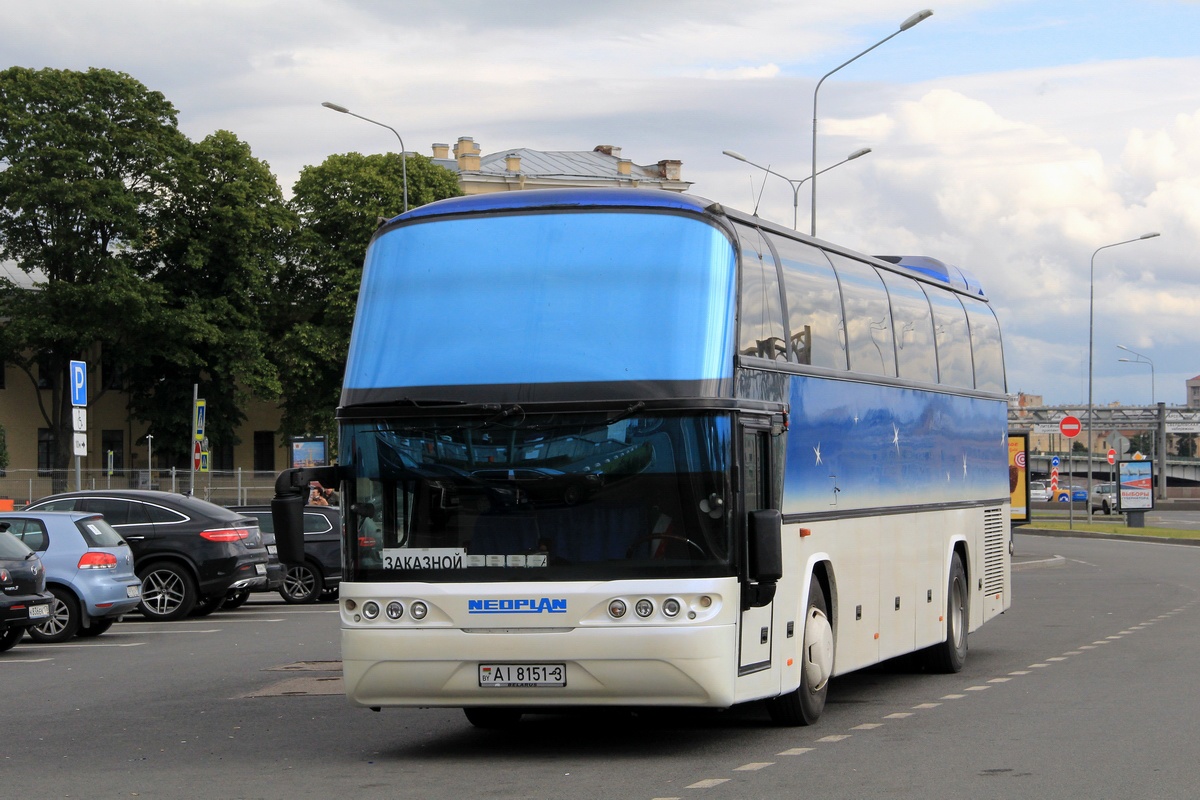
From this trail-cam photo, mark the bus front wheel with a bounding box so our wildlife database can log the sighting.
[766,579,832,726]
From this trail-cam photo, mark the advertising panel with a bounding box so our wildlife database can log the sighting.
[1117,460,1154,511]
[290,436,328,468]
[1008,432,1029,524]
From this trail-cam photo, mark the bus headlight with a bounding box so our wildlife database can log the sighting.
[662,598,681,617]
[608,599,627,618]
[635,599,654,618]
[386,601,404,620]
[362,601,380,620]
[410,601,429,620]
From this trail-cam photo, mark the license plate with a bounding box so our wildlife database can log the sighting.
[126,585,140,598]
[28,604,50,620]
[255,563,267,576]
[266,545,277,555]
[479,663,566,687]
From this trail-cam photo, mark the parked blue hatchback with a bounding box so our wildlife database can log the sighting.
[0,511,142,642]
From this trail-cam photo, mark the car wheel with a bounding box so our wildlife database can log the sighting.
[280,561,323,604]
[1103,500,1112,515]
[191,593,225,617]
[0,627,24,652]
[137,561,197,621]
[28,586,80,643]
[76,618,115,637]
[223,588,251,610]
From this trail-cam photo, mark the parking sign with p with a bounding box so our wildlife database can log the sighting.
[69,360,87,407]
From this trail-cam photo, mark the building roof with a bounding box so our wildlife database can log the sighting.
[432,139,691,193]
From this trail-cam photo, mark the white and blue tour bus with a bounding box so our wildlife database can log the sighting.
[272,187,1011,728]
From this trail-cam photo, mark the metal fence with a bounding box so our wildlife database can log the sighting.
[0,468,280,510]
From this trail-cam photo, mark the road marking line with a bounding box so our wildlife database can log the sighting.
[818,734,851,742]
[777,748,813,756]
[734,763,773,771]
[941,694,966,699]
[852,723,883,730]
[686,779,729,789]
[913,702,942,708]
[885,712,912,719]
[965,685,991,691]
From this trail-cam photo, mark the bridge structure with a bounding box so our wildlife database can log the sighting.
[1009,403,1200,499]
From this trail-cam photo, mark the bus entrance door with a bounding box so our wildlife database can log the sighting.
[738,427,775,676]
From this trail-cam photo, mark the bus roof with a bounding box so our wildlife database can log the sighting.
[392,188,986,300]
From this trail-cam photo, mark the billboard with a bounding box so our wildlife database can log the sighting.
[1009,432,1029,525]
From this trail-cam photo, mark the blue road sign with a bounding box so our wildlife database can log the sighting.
[1051,456,1060,468]
[69,360,87,407]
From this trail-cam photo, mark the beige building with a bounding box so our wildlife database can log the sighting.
[0,142,691,503]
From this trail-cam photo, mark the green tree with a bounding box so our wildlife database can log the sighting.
[1174,434,1196,458]
[0,423,8,473]
[121,130,295,463]
[0,67,188,481]
[276,152,461,439]
[1126,433,1154,457]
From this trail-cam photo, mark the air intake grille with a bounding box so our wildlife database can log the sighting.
[982,507,1006,595]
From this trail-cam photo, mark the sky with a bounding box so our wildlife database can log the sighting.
[3,0,1199,408]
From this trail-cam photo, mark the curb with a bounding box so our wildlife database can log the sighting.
[1017,527,1200,547]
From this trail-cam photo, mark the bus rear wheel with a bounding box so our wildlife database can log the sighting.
[766,578,832,726]
[923,552,968,673]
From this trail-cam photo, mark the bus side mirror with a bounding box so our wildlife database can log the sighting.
[271,492,307,565]
[745,509,782,608]
[272,465,343,565]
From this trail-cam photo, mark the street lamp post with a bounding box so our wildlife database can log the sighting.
[810,8,932,237]
[1117,345,1155,405]
[322,101,409,213]
[1086,233,1160,519]
[722,148,872,230]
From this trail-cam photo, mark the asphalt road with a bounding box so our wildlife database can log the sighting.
[5,531,1200,799]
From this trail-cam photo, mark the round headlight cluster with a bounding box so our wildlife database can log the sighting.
[345,597,431,622]
[607,597,690,620]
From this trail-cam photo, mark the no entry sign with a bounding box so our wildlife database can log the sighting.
[1059,415,1082,438]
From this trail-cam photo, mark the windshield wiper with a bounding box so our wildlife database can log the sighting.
[606,401,645,425]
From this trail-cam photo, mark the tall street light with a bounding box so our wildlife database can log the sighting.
[810,8,932,237]
[1117,344,1155,405]
[1086,232,1160,519]
[1118,344,1157,478]
[723,148,872,230]
[322,101,409,213]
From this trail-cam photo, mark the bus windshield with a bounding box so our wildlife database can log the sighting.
[342,412,734,582]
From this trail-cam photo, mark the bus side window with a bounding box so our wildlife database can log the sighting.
[826,253,896,378]
[771,235,847,369]
[878,270,938,383]
[927,288,974,389]
[736,226,787,361]
[962,297,1006,393]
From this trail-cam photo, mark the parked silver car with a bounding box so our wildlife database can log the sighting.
[0,511,142,642]
[1029,480,1050,502]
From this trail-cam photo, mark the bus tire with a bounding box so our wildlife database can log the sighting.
[924,552,968,673]
[463,707,522,729]
[766,579,832,726]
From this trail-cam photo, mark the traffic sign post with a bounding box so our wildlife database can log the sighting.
[69,361,87,490]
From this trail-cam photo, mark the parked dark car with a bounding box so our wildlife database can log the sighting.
[0,530,53,652]
[26,491,269,621]
[232,505,341,603]
[0,511,142,641]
